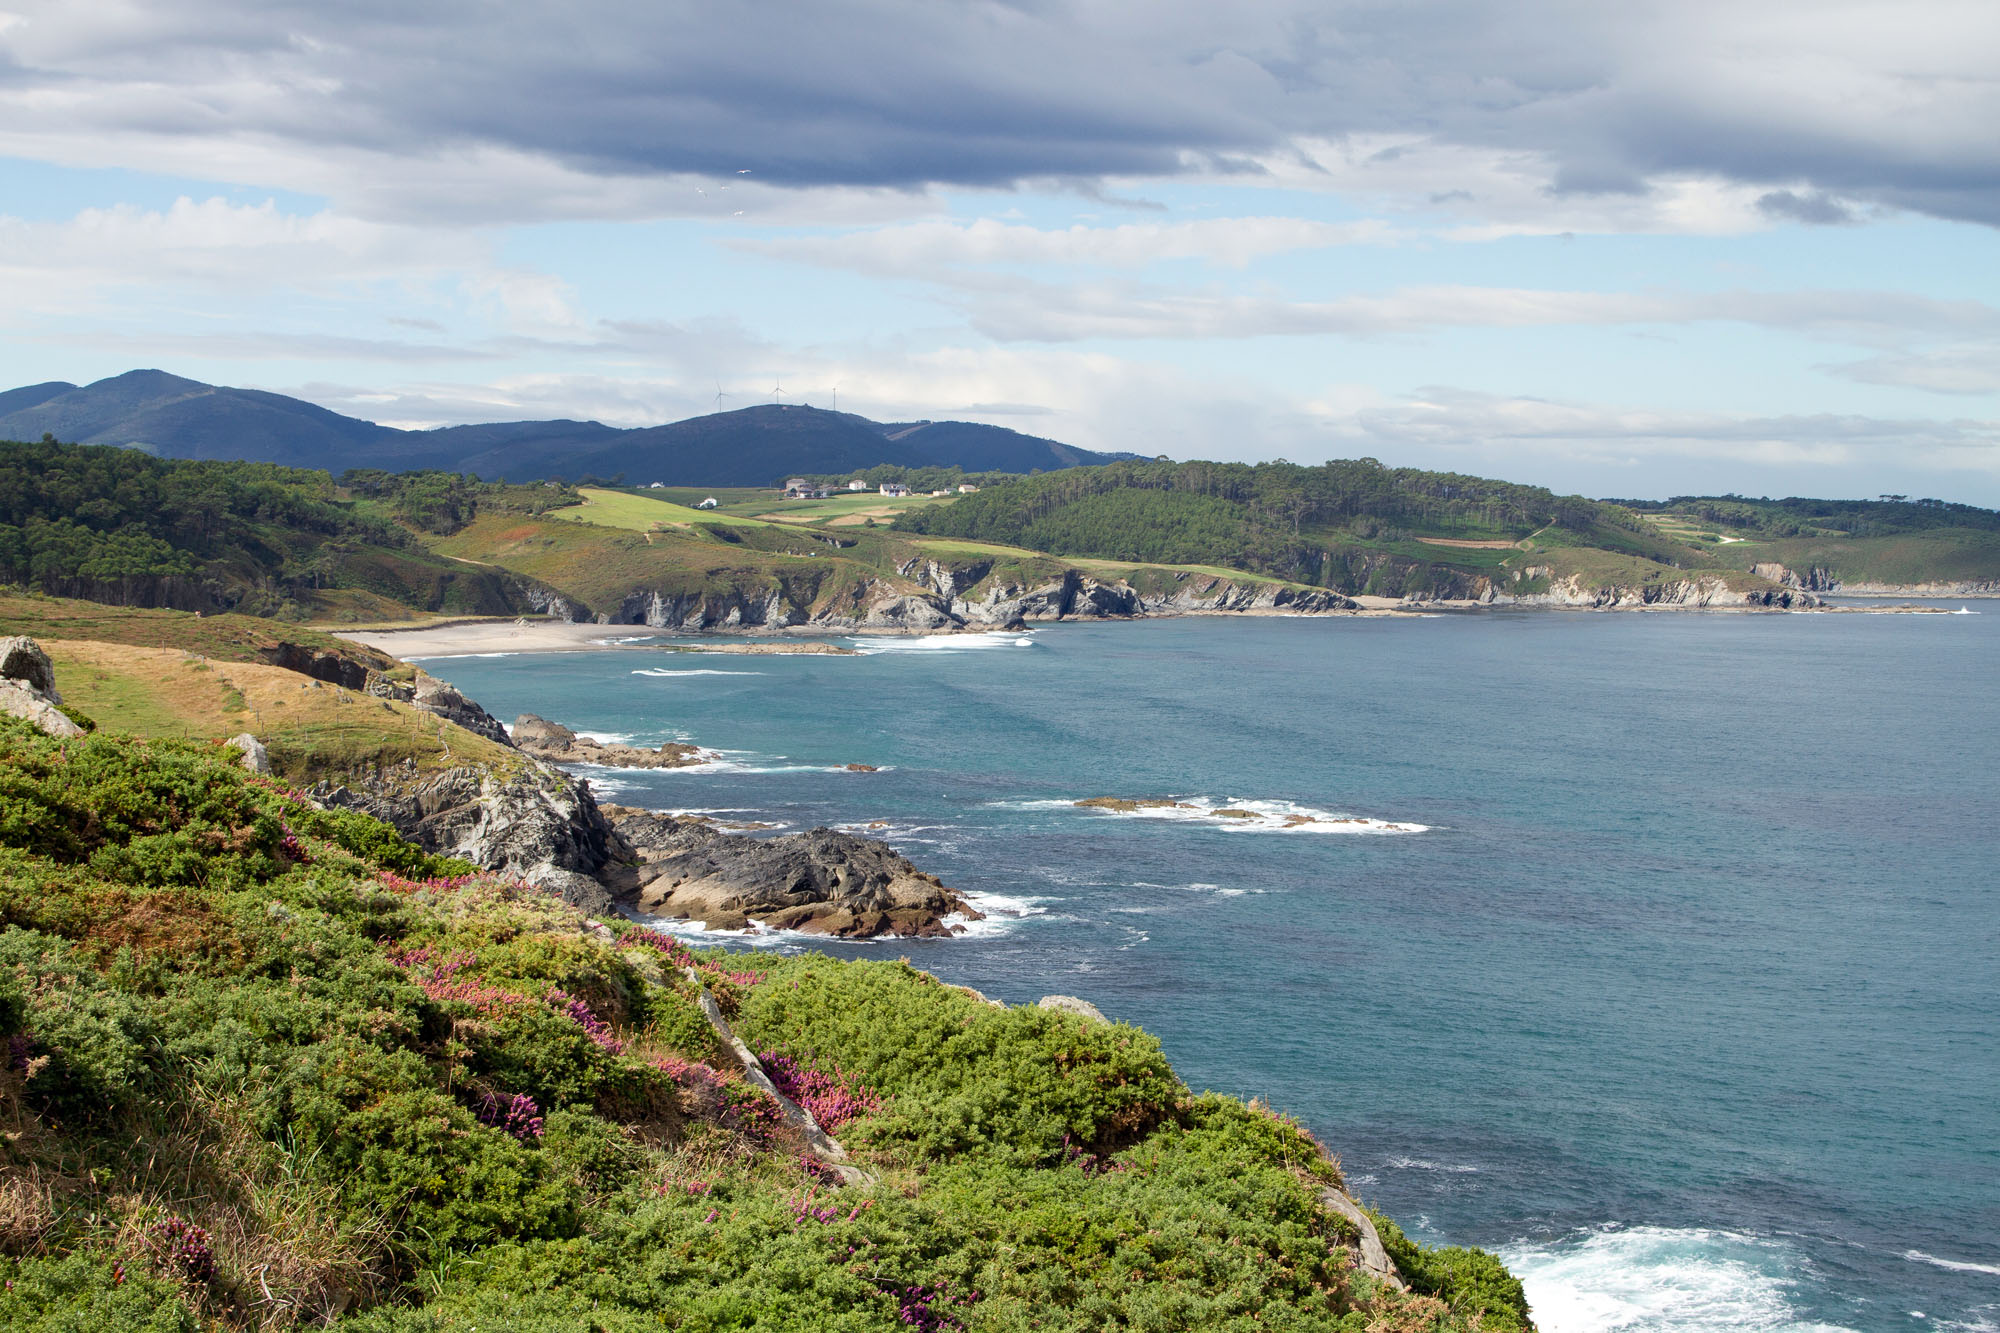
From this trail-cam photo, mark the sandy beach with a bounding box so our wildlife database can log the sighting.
[335,619,652,659]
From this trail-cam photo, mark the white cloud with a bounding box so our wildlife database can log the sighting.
[952,279,2000,347]
[1829,346,2000,396]
[0,196,587,336]
[740,215,1399,273]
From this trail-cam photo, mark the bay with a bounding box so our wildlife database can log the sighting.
[424,607,2000,1333]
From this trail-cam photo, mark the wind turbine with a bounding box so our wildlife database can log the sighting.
[772,378,784,405]
[714,381,731,413]
[830,385,838,413]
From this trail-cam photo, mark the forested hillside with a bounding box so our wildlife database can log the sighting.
[893,458,1647,597]
[0,444,569,619]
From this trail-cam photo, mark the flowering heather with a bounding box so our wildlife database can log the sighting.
[625,932,764,988]
[384,943,526,1016]
[787,1187,871,1226]
[886,1279,975,1331]
[148,1217,214,1283]
[477,1091,545,1140]
[374,870,480,895]
[277,829,312,864]
[757,1052,884,1134]
[547,988,625,1054]
[1060,1131,1127,1177]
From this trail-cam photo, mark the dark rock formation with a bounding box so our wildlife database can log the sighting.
[512,714,704,768]
[311,760,623,911]
[600,806,978,938]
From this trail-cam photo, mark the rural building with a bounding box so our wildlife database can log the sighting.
[697,497,719,509]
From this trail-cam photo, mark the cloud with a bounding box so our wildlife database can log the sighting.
[0,195,587,338]
[1830,346,2000,396]
[738,216,1398,273]
[1756,190,1861,226]
[0,1,1994,227]
[950,279,2000,347]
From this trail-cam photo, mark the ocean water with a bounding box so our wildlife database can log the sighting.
[424,608,1999,1333]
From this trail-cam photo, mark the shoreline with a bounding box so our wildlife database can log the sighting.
[333,597,1969,660]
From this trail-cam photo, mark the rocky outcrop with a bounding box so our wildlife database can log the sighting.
[0,637,84,739]
[946,568,1357,627]
[600,562,1357,635]
[602,806,978,938]
[1500,572,1820,609]
[256,640,385,691]
[512,714,705,768]
[311,760,622,911]
[403,674,513,744]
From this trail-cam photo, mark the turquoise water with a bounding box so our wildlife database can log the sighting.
[425,609,1999,1333]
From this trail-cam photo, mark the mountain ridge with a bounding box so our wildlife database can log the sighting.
[0,370,1136,484]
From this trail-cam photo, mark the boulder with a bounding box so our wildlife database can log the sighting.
[0,636,60,702]
[225,733,272,774]
[1038,995,1108,1024]
[0,682,83,739]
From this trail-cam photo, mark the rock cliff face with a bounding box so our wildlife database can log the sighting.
[311,760,623,911]
[1753,562,2000,596]
[1498,571,1820,609]
[602,806,978,938]
[597,563,1356,633]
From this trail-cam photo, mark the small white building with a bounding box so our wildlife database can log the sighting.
[930,489,952,497]
[784,478,811,493]
[697,497,719,509]
[847,479,868,492]
[879,483,911,497]
[649,482,666,489]
[957,483,980,494]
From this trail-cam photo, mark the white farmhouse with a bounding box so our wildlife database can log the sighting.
[697,497,719,509]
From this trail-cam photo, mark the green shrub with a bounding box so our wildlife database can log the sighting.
[1372,1211,1533,1333]
[737,957,1183,1165]
[0,1254,197,1331]
[0,927,158,1125]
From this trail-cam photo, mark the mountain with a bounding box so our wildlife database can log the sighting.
[0,371,1131,483]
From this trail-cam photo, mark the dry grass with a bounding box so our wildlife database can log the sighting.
[39,639,517,782]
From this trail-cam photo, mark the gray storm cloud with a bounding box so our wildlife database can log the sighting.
[0,0,1995,225]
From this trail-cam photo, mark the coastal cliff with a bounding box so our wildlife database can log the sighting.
[0,695,1533,1331]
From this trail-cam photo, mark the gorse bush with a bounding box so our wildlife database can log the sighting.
[0,715,1531,1331]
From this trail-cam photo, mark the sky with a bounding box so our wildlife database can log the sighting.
[2,0,1998,503]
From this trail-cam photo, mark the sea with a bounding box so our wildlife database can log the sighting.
[420,604,1999,1333]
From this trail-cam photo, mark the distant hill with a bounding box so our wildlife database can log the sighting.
[0,370,1133,483]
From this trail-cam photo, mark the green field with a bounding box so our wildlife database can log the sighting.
[548,487,774,530]
[751,491,959,526]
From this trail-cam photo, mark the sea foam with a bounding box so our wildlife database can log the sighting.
[1498,1226,1860,1333]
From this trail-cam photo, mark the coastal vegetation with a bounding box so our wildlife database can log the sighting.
[0,710,1531,1331]
[4,439,1995,637]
